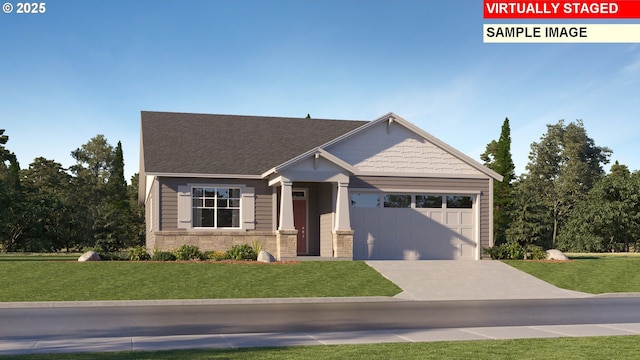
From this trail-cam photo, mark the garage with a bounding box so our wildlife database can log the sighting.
[351,192,478,260]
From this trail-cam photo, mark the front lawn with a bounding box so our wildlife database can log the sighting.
[504,254,640,294]
[0,260,402,302]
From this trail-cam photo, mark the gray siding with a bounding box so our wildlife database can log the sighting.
[145,180,157,249]
[158,177,273,231]
[160,181,177,231]
[350,176,492,254]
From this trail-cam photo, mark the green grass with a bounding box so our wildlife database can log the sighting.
[504,254,640,294]
[0,253,81,261]
[0,261,401,302]
[2,336,640,359]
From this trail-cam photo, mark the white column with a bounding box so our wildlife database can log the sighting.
[334,181,351,230]
[279,180,295,230]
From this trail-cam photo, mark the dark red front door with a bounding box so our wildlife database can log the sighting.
[293,199,307,254]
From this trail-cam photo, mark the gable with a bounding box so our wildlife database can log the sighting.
[326,119,484,176]
[274,151,353,183]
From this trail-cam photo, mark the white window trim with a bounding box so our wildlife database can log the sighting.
[191,186,242,230]
[177,183,255,231]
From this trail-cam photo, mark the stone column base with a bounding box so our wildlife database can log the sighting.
[276,229,298,260]
[332,230,354,259]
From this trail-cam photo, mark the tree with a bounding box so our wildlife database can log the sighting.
[515,120,611,247]
[505,176,552,247]
[610,160,630,178]
[0,132,141,253]
[127,173,146,247]
[70,135,118,249]
[558,167,640,252]
[481,118,516,244]
[70,136,143,252]
[0,129,24,252]
[106,141,127,203]
[20,158,80,252]
[70,135,114,217]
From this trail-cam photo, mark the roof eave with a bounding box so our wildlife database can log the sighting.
[145,172,264,179]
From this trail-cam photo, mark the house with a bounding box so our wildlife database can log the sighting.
[139,111,503,260]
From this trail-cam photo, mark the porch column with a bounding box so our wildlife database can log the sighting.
[334,181,351,230]
[279,180,295,230]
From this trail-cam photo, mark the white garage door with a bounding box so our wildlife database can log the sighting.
[351,193,477,260]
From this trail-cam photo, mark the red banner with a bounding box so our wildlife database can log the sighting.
[484,1,640,18]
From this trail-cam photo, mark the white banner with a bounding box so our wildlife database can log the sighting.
[484,24,640,43]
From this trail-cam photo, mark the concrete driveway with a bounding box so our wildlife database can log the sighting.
[366,260,590,301]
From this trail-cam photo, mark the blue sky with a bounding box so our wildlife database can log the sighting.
[2,0,639,181]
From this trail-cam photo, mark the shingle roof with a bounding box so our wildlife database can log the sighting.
[140,111,368,176]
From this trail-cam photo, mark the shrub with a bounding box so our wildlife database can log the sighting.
[151,251,176,261]
[83,246,104,254]
[251,239,263,255]
[173,244,203,261]
[99,251,130,261]
[226,244,256,260]
[205,250,228,261]
[524,244,547,260]
[484,241,525,260]
[129,246,150,261]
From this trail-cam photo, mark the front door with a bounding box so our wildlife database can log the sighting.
[293,190,307,255]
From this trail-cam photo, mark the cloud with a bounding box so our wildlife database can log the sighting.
[620,57,640,74]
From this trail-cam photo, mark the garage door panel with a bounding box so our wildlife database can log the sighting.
[429,210,444,224]
[380,209,396,225]
[395,210,412,226]
[460,212,473,225]
[411,211,429,223]
[460,244,474,258]
[427,237,458,260]
[459,227,475,243]
[445,212,460,225]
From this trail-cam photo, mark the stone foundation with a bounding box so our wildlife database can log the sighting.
[149,229,352,260]
[150,231,277,255]
[332,230,354,259]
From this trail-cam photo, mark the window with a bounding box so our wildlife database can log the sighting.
[384,194,411,208]
[446,195,473,209]
[351,193,380,208]
[416,195,443,208]
[192,187,240,228]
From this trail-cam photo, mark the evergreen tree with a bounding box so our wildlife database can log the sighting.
[106,141,127,203]
[70,135,115,249]
[128,173,146,246]
[97,140,133,251]
[20,158,79,252]
[0,132,143,253]
[505,176,552,247]
[480,118,515,244]
[609,160,630,178]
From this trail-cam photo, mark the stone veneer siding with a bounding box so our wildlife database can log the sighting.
[152,231,277,255]
[332,230,354,258]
